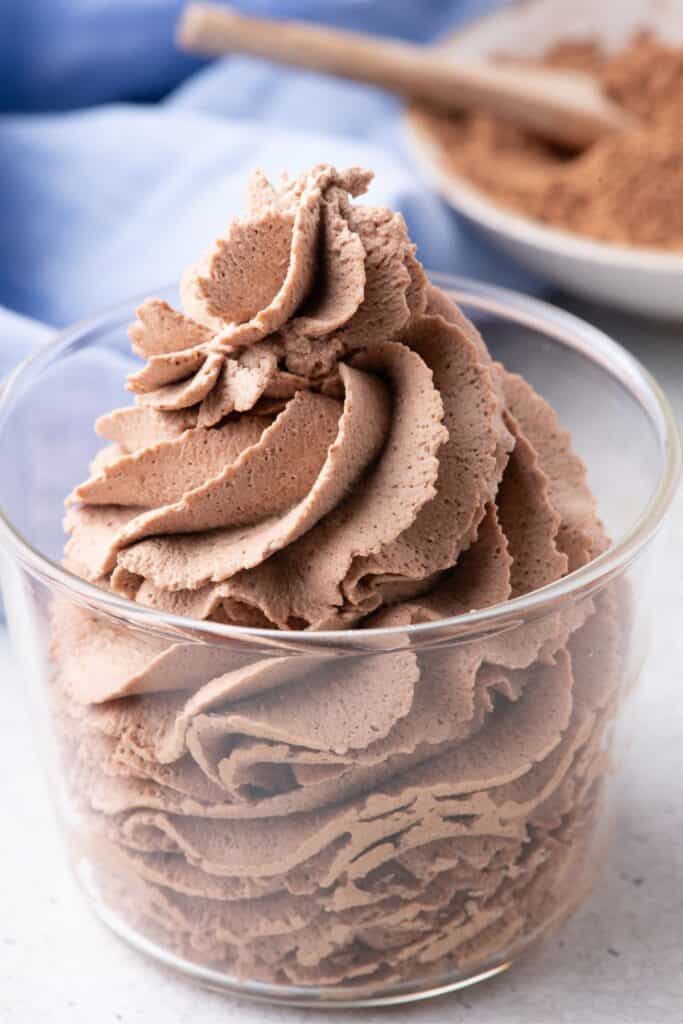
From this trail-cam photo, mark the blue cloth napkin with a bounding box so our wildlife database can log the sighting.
[0,0,536,378]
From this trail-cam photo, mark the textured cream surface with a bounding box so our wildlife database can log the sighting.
[52,164,622,994]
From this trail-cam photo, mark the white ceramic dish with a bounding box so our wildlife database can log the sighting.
[404,0,683,319]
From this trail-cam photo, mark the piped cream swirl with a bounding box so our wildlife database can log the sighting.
[65,163,605,642]
[54,163,620,993]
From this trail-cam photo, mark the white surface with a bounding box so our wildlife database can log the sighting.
[1,298,682,1024]
[405,0,683,319]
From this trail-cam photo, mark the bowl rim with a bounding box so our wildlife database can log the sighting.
[405,111,683,272]
[0,274,679,651]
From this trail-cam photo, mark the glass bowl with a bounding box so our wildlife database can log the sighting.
[0,275,679,1008]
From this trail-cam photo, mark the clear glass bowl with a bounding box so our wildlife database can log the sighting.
[0,275,678,1008]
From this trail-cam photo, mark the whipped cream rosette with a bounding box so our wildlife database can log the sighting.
[52,164,620,994]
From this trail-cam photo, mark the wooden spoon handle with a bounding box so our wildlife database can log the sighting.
[177,3,632,149]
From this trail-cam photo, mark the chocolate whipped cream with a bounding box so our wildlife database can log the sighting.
[51,164,623,995]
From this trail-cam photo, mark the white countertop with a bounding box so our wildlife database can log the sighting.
[1,296,682,1024]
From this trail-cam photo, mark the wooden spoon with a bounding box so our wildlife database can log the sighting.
[177,3,634,150]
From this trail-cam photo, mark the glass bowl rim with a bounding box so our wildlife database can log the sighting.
[0,273,679,651]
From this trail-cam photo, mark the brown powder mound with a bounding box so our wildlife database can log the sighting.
[412,33,683,249]
[52,162,625,996]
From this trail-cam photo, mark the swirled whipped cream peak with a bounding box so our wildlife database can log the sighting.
[65,163,606,631]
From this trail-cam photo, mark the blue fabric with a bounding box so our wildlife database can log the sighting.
[0,0,537,378]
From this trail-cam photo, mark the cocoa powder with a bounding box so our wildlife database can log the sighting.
[412,34,683,250]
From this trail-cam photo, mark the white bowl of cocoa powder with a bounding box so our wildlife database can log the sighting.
[405,0,683,319]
